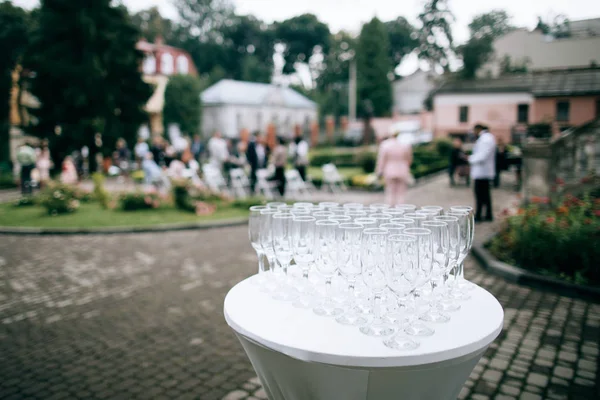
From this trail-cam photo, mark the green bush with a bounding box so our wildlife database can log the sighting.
[172,179,229,213]
[487,194,600,285]
[0,172,17,189]
[357,151,377,173]
[309,150,357,167]
[434,138,453,158]
[120,191,161,211]
[92,173,111,209]
[38,182,80,215]
[14,196,36,207]
[231,197,266,210]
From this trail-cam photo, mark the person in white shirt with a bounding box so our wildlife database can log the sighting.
[207,131,229,170]
[292,135,309,181]
[469,124,497,222]
[134,137,149,165]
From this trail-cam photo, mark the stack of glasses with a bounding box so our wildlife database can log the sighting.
[248,202,476,350]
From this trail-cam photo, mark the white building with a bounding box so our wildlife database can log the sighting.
[201,79,318,139]
[392,70,436,115]
[479,18,600,78]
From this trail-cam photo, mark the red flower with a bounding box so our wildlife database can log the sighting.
[501,208,510,216]
[555,177,565,185]
[594,210,600,217]
[517,208,525,215]
[581,176,593,184]
[546,217,556,224]
[531,196,549,204]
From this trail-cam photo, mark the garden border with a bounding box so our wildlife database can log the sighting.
[0,217,248,236]
[472,234,600,301]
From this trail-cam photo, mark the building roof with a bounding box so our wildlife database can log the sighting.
[568,18,600,38]
[201,79,317,109]
[435,68,600,97]
[136,38,198,76]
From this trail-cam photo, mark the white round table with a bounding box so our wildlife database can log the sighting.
[224,276,503,400]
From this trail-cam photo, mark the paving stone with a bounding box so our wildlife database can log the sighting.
[527,372,549,388]
[482,369,503,383]
[520,392,543,400]
[553,366,574,380]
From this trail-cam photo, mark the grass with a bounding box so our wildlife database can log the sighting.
[307,166,364,181]
[0,202,248,229]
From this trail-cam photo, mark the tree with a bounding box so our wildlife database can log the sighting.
[385,17,419,70]
[317,31,355,90]
[417,0,454,71]
[163,75,203,136]
[172,0,233,41]
[131,6,175,43]
[27,0,152,167]
[356,18,392,118]
[0,1,29,165]
[458,10,515,78]
[274,13,330,85]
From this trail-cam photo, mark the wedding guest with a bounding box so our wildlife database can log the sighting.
[376,132,413,206]
[60,156,78,185]
[449,138,469,187]
[292,135,309,181]
[150,136,166,167]
[142,152,163,185]
[469,124,497,222]
[16,141,37,195]
[246,132,267,194]
[272,137,288,197]
[116,138,131,178]
[134,137,149,165]
[208,130,228,170]
[191,134,204,163]
[494,137,508,188]
[36,140,52,189]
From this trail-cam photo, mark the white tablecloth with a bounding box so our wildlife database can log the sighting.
[224,276,503,400]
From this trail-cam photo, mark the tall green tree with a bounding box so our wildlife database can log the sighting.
[458,10,515,78]
[27,0,152,166]
[274,13,330,85]
[131,6,175,43]
[0,1,30,165]
[417,0,454,71]
[172,0,233,40]
[385,17,419,71]
[356,18,392,118]
[163,75,203,136]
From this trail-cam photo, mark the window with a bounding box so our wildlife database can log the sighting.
[142,55,156,75]
[517,104,529,123]
[160,52,174,75]
[459,106,469,123]
[556,101,570,122]
[176,55,189,74]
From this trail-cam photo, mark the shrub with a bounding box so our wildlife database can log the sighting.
[0,172,17,189]
[92,173,110,209]
[434,138,453,158]
[38,182,80,215]
[131,170,145,184]
[309,148,357,167]
[487,193,600,285]
[172,179,228,213]
[120,191,161,211]
[14,196,36,207]
[357,151,377,173]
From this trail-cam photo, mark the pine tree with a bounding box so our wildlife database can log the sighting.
[356,18,392,118]
[27,0,151,167]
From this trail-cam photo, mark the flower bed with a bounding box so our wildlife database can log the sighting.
[487,194,600,286]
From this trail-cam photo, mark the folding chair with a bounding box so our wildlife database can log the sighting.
[322,163,347,193]
[285,169,310,198]
[229,168,251,198]
[256,169,277,200]
[202,164,230,195]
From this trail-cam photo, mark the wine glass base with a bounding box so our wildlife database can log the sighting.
[459,280,477,291]
[292,296,314,309]
[404,322,435,337]
[335,312,368,326]
[439,299,461,312]
[451,291,472,301]
[359,323,395,337]
[383,334,420,350]
[272,291,298,302]
[420,310,451,323]
[313,304,343,317]
[385,312,409,326]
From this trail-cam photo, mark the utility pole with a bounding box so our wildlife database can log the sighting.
[349,57,357,122]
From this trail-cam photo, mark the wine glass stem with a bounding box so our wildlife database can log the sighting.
[347,282,355,298]
[325,278,332,300]
[258,252,265,274]
[373,293,382,320]
[302,269,309,281]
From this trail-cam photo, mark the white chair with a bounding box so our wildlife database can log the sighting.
[202,164,230,195]
[322,164,347,193]
[256,169,277,199]
[285,169,310,199]
[229,168,251,198]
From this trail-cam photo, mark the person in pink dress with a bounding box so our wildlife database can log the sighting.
[376,134,413,206]
[60,156,78,185]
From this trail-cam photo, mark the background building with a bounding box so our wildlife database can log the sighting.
[392,70,436,115]
[201,79,318,140]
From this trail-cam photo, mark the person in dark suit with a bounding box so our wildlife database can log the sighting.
[246,132,267,194]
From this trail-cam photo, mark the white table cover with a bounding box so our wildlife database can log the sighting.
[224,276,503,400]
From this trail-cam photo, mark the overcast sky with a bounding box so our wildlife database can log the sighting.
[12,0,600,76]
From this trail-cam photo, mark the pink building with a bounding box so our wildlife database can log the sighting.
[433,68,600,143]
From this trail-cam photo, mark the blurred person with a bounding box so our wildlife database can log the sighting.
[142,152,163,185]
[246,132,267,194]
[16,141,37,195]
[292,134,309,181]
[208,131,228,168]
[116,138,131,178]
[150,136,166,167]
[60,156,78,185]
[376,133,413,206]
[35,140,52,189]
[167,153,186,179]
[494,137,508,188]
[469,124,497,222]
[449,138,469,187]
[134,137,149,165]
[272,136,288,197]
[191,134,204,163]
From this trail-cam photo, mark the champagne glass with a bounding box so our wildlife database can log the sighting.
[402,227,435,337]
[329,215,352,224]
[343,203,364,210]
[267,202,286,209]
[384,209,407,218]
[249,205,268,284]
[370,213,393,227]
[394,204,417,213]
[369,203,390,212]
[416,210,439,221]
[421,205,443,215]
[271,213,297,301]
[379,223,406,236]
[293,202,314,209]
[360,228,395,337]
[354,217,378,229]
[450,206,476,291]
[291,215,316,308]
[404,212,427,227]
[313,220,343,316]
[346,210,368,219]
[260,208,279,291]
[446,211,471,301]
[318,202,339,210]
[433,215,461,312]
[390,217,416,229]
[420,221,451,323]
[312,210,334,221]
[383,234,420,350]
[335,223,368,326]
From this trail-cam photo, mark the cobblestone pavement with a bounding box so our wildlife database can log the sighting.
[1,174,598,400]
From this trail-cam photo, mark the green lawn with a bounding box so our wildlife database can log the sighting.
[308,166,364,181]
[0,202,248,229]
